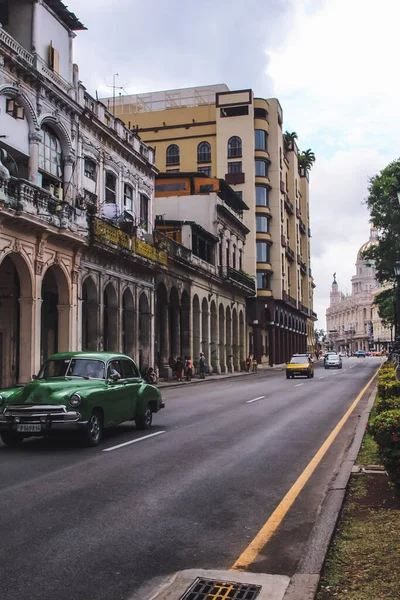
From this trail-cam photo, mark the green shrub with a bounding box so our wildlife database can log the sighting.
[377,380,400,399]
[375,396,400,415]
[369,409,400,492]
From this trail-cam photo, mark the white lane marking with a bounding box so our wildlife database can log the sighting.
[318,376,325,379]
[103,430,166,452]
[295,383,304,387]
[246,396,266,404]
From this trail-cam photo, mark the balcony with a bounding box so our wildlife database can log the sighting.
[283,290,297,308]
[284,195,294,214]
[311,310,318,320]
[93,218,168,266]
[0,26,34,67]
[281,234,287,247]
[285,245,295,262]
[219,266,256,294]
[300,303,309,315]
[0,177,88,235]
[280,180,285,193]
[225,172,245,185]
[299,219,306,235]
[300,261,307,275]
[153,231,191,263]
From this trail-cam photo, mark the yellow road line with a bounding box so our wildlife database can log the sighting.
[231,365,380,572]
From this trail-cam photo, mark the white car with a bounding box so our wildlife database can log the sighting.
[325,354,342,369]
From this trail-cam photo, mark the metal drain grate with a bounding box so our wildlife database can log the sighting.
[180,578,262,600]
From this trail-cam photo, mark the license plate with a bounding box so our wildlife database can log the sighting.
[16,424,41,433]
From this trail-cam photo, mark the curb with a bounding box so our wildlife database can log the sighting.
[157,369,284,389]
[282,380,378,600]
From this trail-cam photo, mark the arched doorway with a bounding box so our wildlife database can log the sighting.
[239,310,245,368]
[139,292,150,372]
[232,308,239,371]
[193,295,201,366]
[201,298,209,363]
[122,288,135,357]
[0,253,33,386]
[103,283,118,351]
[226,306,232,372]
[181,291,190,359]
[82,277,98,351]
[219,304,225,372]
[210,301,218,372]
[170,287,180,357]
[41,265,70,362]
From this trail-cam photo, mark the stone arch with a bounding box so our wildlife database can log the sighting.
[103,282,118,352]
[239,310,245,367]
[219,303,226,371]
[139,291,150,372]
[170,286,181,357]
[181,290,191,359]
[226,306,232,371]
[39,114,73,156]
[201,297,209,363]
[210,300,218,372]
[122,287,135,358]
[193,295,201,365]
[0,252,34,386]
[0,85,39,130]
[82,276,98,351]
[41,264,71,361]
[232,308,239,371]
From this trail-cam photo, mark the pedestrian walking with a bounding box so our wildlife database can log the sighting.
[252,357,258,373]
[246,354,252,372]
[186,356,193,381]
[199,352,206,379]
[175,357,184,382]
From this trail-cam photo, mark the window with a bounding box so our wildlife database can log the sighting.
[197,141,211,163]
[39,127,62,179]
[257,272,271,290]
[226,240,230,268]
[228,161,242,174]
[221,105,249,118]
[255,129,268,151]
[0,1,9,25]
[6,99,24,120]
[105,172,117,204]
[232,245,237,269]
[193,233,213,264]
[140,193,149,229]
[254,107,268,119]
[166,168,180,173]
[166,144,180,165]
[107,360,123,379]
[84,158,96,181]
[227,136,242,158]
[198,166,211,177]
[124,184,133,211]
[239,248,243,270]
[121,359,139,378]
[255,186,268,207]
[255,160,268,177]
[155,182,187,192]
[256,242,270,263]
[256,216,268,233]
[48,43,60,74]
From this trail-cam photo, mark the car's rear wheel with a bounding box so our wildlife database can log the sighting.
[82,410,103,447]
[1,431,24,448]
[286,372,290,379]
[135,406,153,430]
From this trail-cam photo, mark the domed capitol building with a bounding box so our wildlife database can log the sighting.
[326,229,392,353]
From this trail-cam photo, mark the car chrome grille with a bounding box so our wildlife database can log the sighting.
[3,405,70,423]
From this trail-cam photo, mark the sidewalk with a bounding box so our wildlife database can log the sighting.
[157,364,286,389]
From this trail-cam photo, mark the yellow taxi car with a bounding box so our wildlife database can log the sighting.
[286,354,314,379]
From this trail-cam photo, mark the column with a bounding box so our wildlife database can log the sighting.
[63,155,75,204]
[57,304,72,352]
[18,297,35,383]
[28,132,41,185]
[99,275,105,351]
[159,301,172,379]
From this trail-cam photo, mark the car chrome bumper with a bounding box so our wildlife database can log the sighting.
[0,405,87,433]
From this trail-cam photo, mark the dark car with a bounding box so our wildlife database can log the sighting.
[0,352,164,447]
[354,350,366,358]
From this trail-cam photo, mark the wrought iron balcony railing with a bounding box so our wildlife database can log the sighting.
[219,266,256,294]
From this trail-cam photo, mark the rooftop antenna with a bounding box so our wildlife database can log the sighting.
[105,74,130,116]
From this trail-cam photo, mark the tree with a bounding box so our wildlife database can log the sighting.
[363,159,400,283]
[373,288,395,329]
[298,149,316,171]
[283,131,298,153]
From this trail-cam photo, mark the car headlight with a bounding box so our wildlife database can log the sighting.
[69,393,81,408]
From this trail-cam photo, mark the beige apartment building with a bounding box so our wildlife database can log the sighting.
[107,85,317,364]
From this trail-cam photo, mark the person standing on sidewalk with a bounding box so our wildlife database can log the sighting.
[186,356,193,381]
[252,357,258,373]
[246,354,252,372]
[175,357,184,382]
[199,352,206,379]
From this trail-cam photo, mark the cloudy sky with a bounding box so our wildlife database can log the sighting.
[70,0,398,328]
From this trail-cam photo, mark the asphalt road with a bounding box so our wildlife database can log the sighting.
[0,357,380,600]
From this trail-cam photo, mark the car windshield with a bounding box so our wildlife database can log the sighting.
[38,358,105,380]
[290,356,308,364]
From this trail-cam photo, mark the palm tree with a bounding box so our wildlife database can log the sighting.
[298,148,316,171]
[283,131,298,153]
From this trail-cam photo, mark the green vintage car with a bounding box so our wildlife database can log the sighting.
[0,352,164,448]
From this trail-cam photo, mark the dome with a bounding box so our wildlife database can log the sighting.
[357,228,378,260]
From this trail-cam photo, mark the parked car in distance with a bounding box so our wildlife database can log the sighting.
[354,350,367,358]
[286,355,314,379]
[323,351,338,365]
[0,352,165,448]
[325,354,342,369]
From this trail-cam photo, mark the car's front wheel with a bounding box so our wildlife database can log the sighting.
[1,431,24,448]
[82,410,103,447]
[135,406,153,430]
